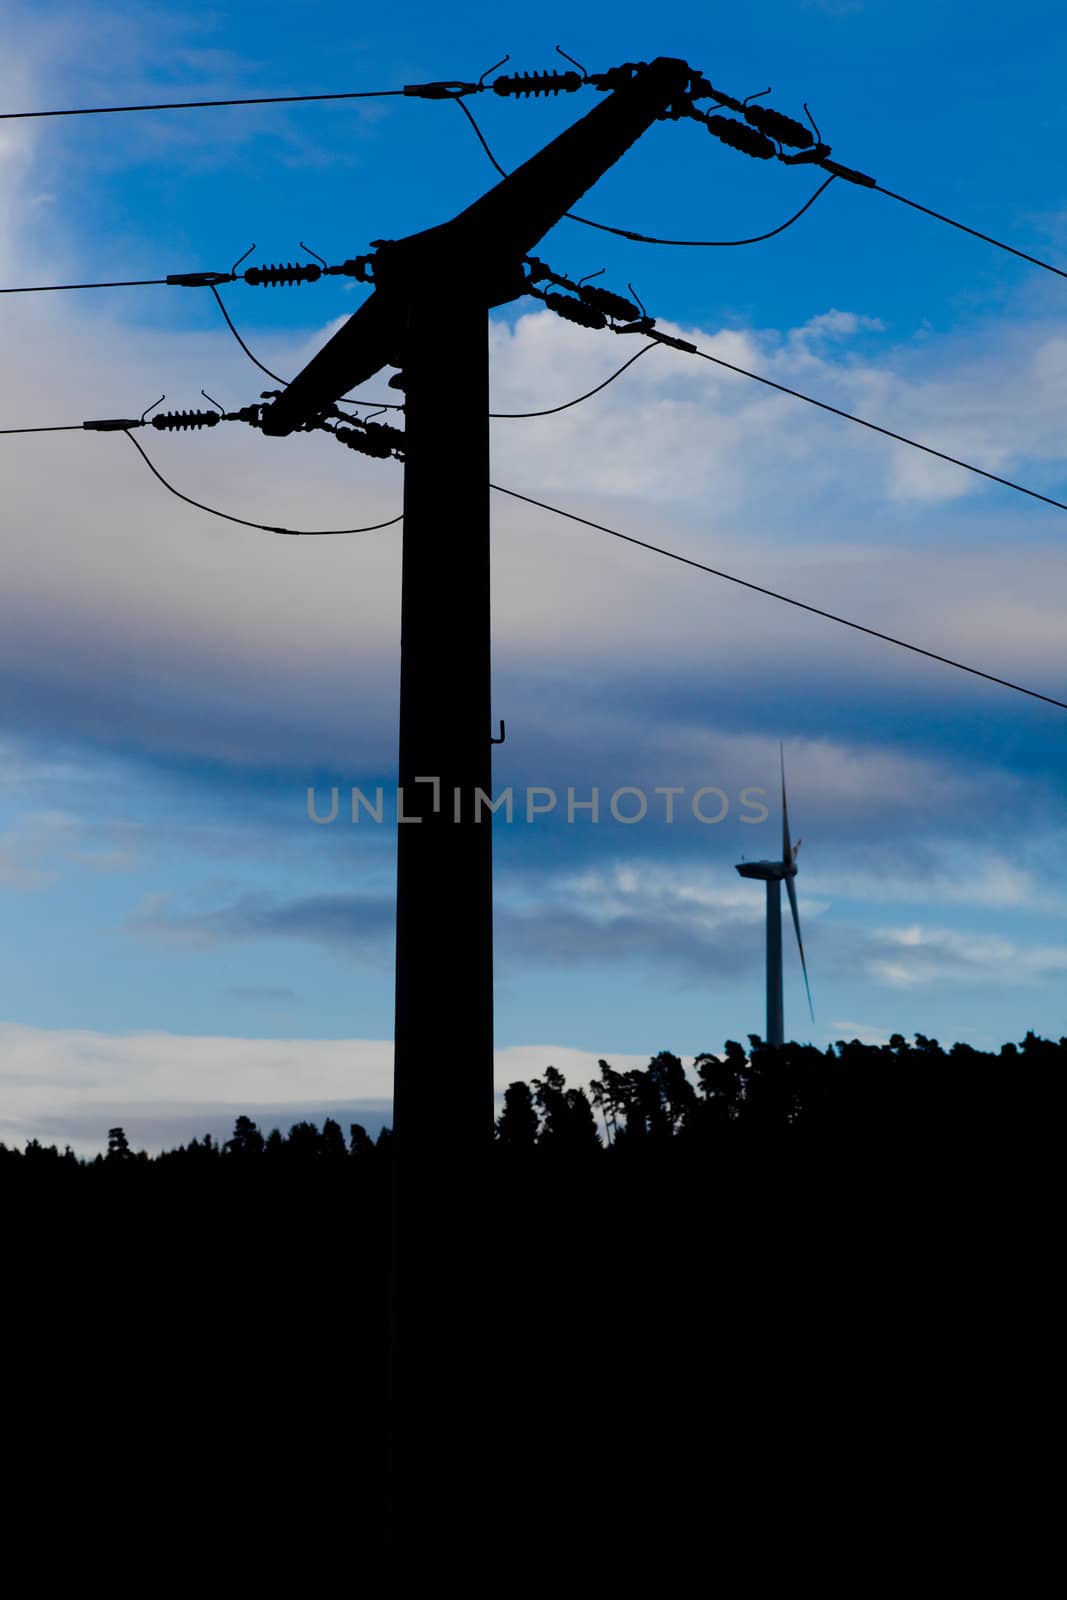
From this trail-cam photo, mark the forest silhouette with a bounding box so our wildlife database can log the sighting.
[6,1029,1060,1576]
[5,1028,1062,1175]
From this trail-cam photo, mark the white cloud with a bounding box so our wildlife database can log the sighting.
[806,844,1065,912]
[827,1019,892,1046]
[1,278,1064,777]
[865,923,1067,988]
[558,861,758,926]
[0,1020,656,1154]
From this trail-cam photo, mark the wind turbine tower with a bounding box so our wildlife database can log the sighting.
[735,746,814,1047]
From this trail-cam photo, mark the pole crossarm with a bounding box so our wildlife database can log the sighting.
[259,57,693,437]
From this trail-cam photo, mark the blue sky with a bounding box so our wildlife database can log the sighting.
[1,0,1065,1151]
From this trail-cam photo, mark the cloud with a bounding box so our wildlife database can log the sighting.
[861,923,1067,988]
[808,851,1061,912]
[0,1019,394,1155]
[0,808,137,889]
[0,1020,656,1154]
[786,309,887,357]
[109,773,1067,1005]
[122,887,396,960]
[2,277,1065,789]
[827,1019,892,1046]
[115,859,765,983]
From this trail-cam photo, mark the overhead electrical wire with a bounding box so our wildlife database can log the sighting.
[0,422,84,434]
[210,285,288,386]
[872,184,1067,284]
[0,86,408,120]
[208,286,405,410]
[457,90,1067,279]
[5,61,1067,285]
[1,275,170,294]
[3,57,1061,696]
[520,275,1067,517]
[489,483,1067,713]
[453,97,838,247]
[123,430,402,537]
[7,320,1067,518]
[3,417,1062,705]
[9,292,1067,518]
[682,339,1067,516]
[489,343,655,416]
[452,94,511,176]
[6,115,1063,299]
[561,175,838,247]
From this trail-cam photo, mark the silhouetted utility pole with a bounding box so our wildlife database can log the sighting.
[260,55,694,1568]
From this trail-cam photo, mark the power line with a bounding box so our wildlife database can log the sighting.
[0,276,169,295]
[1,247,378,298]
[9,306,1067,519]
[460,88,1067,282]
[124,430,403,536]
[564,175,838,247]
[490,483,1067,713]
[2,245,377,298]
[454,98,839,247]
[0,422,84,434]
[675,79,1067,281]
[0,86,409,121]
[208,286,405,410]
[454,95,508,174]
[683,339,1067,516]
[1,349,651,438]
[0,250,651,420]
[7,417,1060,701]
[9,60,1067,286]
[8,316,1067,519]
[521,278,1067,516]
[489,344,655,416]
[873,184,1067,283]
[210,286,288,386]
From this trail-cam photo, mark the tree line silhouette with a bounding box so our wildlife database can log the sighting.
[3,1028,1062,1172]
[8,1029,1058,1576]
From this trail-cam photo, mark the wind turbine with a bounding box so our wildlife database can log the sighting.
[735,746,814,1048]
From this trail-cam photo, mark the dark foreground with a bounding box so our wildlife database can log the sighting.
[4,1034,1061,1581]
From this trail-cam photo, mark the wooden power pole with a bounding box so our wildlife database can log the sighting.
[260,55,694,1568]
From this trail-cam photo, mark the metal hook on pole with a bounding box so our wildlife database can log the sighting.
[230,243,256,279]
[555,45,589,78]
[490,720,506,745]
[479,54,510,87]
[626,283,648,319]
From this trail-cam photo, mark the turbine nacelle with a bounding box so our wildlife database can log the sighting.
[736,860,792,881]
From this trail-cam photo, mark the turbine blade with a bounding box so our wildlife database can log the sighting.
[785,873,815,1022]
[780,742,793,866]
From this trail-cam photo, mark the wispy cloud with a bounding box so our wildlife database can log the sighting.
[122,887,396,960]
[862,923,1067,988]
[2,263,1065,784]
[0,1021,655,1155]
[828,1019,892,1045]
[0,808,137,889]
